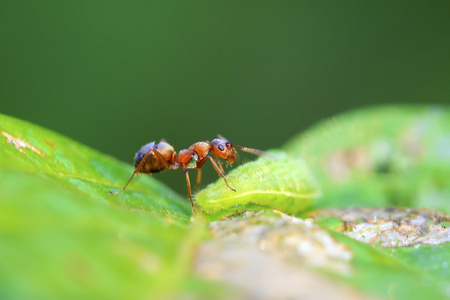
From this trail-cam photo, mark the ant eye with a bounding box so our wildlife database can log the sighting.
[217,144,225,151]
[226,142,231,147]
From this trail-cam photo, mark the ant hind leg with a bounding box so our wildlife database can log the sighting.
[110,147,154,195]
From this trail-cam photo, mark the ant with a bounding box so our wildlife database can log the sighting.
[110,135,266,213]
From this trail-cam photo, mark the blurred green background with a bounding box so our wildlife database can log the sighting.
[1,1,449,194]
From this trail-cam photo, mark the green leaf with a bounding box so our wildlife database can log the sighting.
[385,244,450,281]
[0,113,227,299]
[0,113,191,218]
[330,231,449,300]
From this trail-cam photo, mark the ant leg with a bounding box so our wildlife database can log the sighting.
[110,172,137,195]
[110,147,154,195]
[184,169,196,213]
[152,148,177,169]
[212,154,225,174]
[196,169,202,190]
[111,145,175,195]
[197,156,236,192]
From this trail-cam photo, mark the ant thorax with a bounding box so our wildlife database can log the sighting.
[188,142,210,159]
[177,149,197,168]
[176,141,211,169]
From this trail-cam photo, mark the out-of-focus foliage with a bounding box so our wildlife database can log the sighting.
[284,105,450,213]
[385,243,450,280]
[0,169,220,300]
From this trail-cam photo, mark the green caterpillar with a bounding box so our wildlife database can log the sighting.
[196,151,320,219]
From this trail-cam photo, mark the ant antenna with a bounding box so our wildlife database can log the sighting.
[234,145,268,157]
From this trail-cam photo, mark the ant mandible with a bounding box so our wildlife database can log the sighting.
[110,135,266,213]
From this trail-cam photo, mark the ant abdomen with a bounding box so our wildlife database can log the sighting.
[134,141,175,174]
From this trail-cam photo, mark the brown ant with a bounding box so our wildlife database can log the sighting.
[110,135,266,213]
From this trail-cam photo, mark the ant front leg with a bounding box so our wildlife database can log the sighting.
[184,168,197,213]
[196,169,202,190]
[197,156,236,192]
[212,154,225,175]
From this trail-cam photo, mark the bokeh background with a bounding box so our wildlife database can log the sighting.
[1,1,449,194]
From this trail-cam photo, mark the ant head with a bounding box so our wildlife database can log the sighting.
[211,137,236,162]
